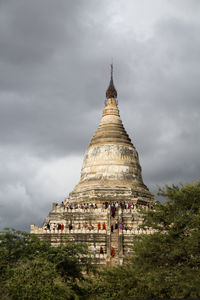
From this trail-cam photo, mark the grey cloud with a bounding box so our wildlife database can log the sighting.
[0,0,80,65]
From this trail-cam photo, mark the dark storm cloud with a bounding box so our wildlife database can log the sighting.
[0,0,79,65]
[0,0,114,158]
[0,0,200,230]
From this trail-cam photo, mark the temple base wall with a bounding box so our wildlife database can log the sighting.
[31,203,154,265]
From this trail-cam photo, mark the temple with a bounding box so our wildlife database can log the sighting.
[31,65,154,265]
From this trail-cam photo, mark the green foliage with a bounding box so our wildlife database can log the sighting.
[6,258,75,300]
[0,229,92,299]
[91,181,200,299]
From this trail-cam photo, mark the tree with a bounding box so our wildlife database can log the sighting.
[0,229,92,299]
[5,258,75,300]
[91,181,200,299]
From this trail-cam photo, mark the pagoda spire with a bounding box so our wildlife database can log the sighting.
[106,64,117,99]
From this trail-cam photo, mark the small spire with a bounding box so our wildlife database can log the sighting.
[106,64,117,99]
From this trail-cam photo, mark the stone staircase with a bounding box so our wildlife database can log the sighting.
[110,210,119,260]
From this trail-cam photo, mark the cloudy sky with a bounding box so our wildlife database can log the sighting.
[0,0,200,231]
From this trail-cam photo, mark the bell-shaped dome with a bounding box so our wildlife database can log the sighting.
[80,97,143,185]
[68,68,153,203]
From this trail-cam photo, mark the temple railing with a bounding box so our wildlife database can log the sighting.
[30,224,154,235]
[51,205,148,215]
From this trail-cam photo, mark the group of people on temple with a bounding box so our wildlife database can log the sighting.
[44,220,134,232]
[44,222,65,231]
[93,246,130,258]
[58,201,98,210]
